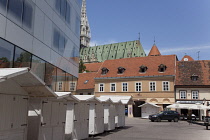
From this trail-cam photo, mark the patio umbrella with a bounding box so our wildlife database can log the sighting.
[166,103,190,109]
[189,103,210,110]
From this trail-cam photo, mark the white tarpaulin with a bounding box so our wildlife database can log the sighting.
[138,103,160,118]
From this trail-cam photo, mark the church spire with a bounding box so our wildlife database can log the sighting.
[80,0,91,48]
[148,44,161,56]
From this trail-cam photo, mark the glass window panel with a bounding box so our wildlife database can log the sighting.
[14,47,31,68]
[65,73,73,91]
[65,2,70,24]
[75,16,80,36]
[55,0,60,13]
[0,39,14,68]
[8,0,23,23]
[45,63,56,91]
[56,68,66,92]
[53,27,60,52]
[0,0,7,13]
[59,35,65,55]
[31,55,45,81]
[60,0,66,18]
[23,0,34,31]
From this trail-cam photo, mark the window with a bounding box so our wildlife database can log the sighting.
[99,83,104,92]
[65,2,71,24]
[0,0,7,12]
[192,91,199,99]
[0,39,14,68]
[22,0,34,31]
[14,47,31,68]
[191,74,199,81]
[53,27,60,52]
[75,16,80,36]
[101,67,109,75]
[8,0,23,23]
[31,56,46,81]
[55,0,71,25]
[118,67,126,74]
[162,81,169,91]
[158,64,167,72]
[180,91,186,99]
[70,82,75,91]
[58,82,63,90]
[122,83,128,92]
[139,65,148,73]
[56,68,66,92]
[53,25,66,55]
[110,83,116,92]
[149,82,156,91]
[136,82,142,92]
[60,0,66,18]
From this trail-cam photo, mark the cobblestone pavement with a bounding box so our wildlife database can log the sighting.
[87,117,210,140]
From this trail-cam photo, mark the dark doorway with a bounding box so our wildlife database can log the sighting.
[133,101,145,117]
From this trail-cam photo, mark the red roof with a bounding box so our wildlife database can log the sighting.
[77,72,96,90]
[95,55,176,78]
[148,44,161,56]
[85,62,103,72]
[181,55,194,61]
[176,60,210,85]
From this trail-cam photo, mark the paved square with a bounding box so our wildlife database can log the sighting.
[87,117,210,140]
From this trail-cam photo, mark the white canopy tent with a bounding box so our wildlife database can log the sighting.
[0,68,57,140]
[138,103,161,118]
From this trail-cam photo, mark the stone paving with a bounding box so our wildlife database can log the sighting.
[86,117,210,140]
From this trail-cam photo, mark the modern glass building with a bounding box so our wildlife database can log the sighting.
[0,0,82,92]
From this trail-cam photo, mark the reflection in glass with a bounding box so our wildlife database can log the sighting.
[71,46,79,63]
[60,0,66,18]
[31,56,45,81]
[56,68,66,92]
[0,0,7,11]
[23,0,34,31]
[45,63,56,91]
[55,0,61,13]
[8,0,23,22]
[66,2,70,24]
[59,34,65,55]
[14,47,31,68]
[75,16,80,36]
[53,27,60,52]
[65,73,73,91]
[0,39,14,68]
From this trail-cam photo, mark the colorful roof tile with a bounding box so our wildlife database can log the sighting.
[77,72,96,90]
[148,44,161,56]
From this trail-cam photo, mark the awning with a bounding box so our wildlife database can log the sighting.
[166,103,193,109]
[138,102,161,108]
[189,103,210,110]
[55,92,80,102]
[74,95,101,103]
[0,68,57,97]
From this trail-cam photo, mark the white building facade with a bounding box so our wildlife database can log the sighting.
[0,0,82,91]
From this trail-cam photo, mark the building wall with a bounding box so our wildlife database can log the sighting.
[176,88,210,100]
[0,0,82,91]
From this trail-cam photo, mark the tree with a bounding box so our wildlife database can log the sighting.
[79,59,86,73]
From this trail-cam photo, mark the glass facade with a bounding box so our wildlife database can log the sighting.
[0,37,78,92]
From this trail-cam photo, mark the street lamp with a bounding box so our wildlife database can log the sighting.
[203,98,206,105]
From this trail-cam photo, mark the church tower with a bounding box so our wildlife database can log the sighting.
[80,0,91,49]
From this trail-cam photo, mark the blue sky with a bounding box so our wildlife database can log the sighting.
[86,0,210,60]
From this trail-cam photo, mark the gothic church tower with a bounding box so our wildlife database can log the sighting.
[80,0,91,48]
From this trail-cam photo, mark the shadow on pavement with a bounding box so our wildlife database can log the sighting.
[84,126,133,140]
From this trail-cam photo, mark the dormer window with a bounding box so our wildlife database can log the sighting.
[191,74,199,81]
[158,64,167,72]
[118,67,126,74]
[101,67,109,75]
[139,65,148,73]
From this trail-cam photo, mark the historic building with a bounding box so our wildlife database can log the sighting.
[80,40,146,63]
[175,55,210,118]
[80,0,91,48]
[77,44,177,117]
[0,0,82,92]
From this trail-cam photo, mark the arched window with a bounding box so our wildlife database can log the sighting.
[101,67,109,75]
[158,64,167,72]
[118,67,126,74]
[139,65,148,73]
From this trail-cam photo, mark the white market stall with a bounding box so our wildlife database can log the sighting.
[102,96,133,128]
[138,103,160,118]
[0,68,55,140]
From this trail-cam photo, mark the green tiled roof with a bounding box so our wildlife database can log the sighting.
[80,40,146,63]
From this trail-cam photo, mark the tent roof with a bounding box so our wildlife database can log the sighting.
[74,95,101,103]
[166,103,193,109]
[0,68,57,97]
[138,102,160,108]
[97,97,114,104]
[101,95,133,104]
[54,92,80,102]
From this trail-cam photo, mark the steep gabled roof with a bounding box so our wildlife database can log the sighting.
[95,55,176,78]
[85,62,103,72]
[77,72,96,90]
[148,44,161,56]
[176,60,210,85]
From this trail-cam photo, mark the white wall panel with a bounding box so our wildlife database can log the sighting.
[6,20,33,52]
[33,7,44,42]
[0,14,6,39]
[36,0,53,19]
[32,38,51,62]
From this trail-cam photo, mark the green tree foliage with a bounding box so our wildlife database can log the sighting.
[79,59,86,73]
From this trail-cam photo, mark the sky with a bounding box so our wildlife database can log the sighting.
[86,0,210,60]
